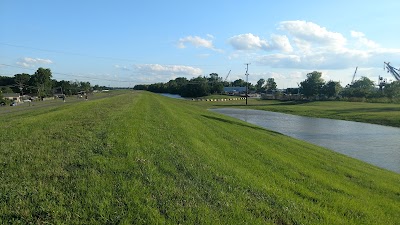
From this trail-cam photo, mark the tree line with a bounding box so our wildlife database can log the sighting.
[0,67,107,101]
[299,71,400,101]
[134,71,400,101]
[133,73,278,98]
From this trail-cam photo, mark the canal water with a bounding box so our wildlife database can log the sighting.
[211,108,400,173]
[159,93,186,99]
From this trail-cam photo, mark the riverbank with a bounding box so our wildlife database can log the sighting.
[1,91,399,224]
[192,98,400,128]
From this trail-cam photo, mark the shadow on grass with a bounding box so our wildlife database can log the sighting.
[201,114,282,135]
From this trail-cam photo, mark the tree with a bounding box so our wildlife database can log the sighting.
[0,76,15,92]
[265,78,277,93]
[232,79,246,87]
[31,68,53,98]
[181,76,210,97]
[321,81,342,98]
[300,71,324,99]
[14,73,31,95]
[80,81,91,93]
[208,73,223,94]
[342,76,375,98]
[383,81,400,99]
[55,80,74,95]
[0,86,13,94]
[208,73,222,82]
[256,79,265,92]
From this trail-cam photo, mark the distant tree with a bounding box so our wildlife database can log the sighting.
[14,73,31,95]
[148,83,167,93]
[207,73,223,94]
[286,88,300,95]
[300,71,324,99]
[55,80,73,95]
[256,78,265,92]
[232,79,246,87]
[208,73,222,82]
[0,86,13,93]
[321,80,342,98]
[384,81,400,99]
[210,82,224,94]
[31,68,53,98]
[166,80,178,94]
[181,76,209,97]
[342,76,375,98]
[0,76,15,92]
[265,78,277,93]
[133,84,148,90]
[80,81,91,93]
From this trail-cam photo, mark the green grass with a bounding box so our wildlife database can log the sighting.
[197,98,400,127]
[1,91,399,224]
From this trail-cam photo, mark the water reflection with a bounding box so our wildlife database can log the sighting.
[159,93,186,99]
[211,108,400,173]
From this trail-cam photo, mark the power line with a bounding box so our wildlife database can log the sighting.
[0,63,132,83]
[0,42,142,63]
[0,42,225,68]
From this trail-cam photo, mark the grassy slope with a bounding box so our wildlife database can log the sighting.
[0,91,399,224]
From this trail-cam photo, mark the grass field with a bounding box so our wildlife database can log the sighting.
[195,97,400,128]
[1,91,399,224]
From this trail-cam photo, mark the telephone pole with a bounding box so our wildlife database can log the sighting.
[245,63,250,105]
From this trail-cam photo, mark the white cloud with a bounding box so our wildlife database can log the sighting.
[256,54,301,68]
[134,64,202,77]
[16,57,53,67]
[177,35,222,52]
[225,20,400,72]
[206,34,214,39]
[229,33,269,50]
[279,20,347,50]
[350,30,379,49]
[114,64,131,71]
[228,33,293,52]
[270,34,293,52]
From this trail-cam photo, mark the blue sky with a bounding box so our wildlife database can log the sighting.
[1,0,400,88]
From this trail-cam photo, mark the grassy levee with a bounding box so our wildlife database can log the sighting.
[1,91,399,224]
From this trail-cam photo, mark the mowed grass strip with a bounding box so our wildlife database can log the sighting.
[0,91,399,224]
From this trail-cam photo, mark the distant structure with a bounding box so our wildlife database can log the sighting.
[224,70,231,82]
[351,66,358,84]
[384,62,400,81]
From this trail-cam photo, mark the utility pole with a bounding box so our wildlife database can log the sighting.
[245,63,250,105]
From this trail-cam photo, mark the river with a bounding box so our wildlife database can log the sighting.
[159,93,186,99]
[211,108,400,173]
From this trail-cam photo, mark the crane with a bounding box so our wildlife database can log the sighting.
[224,69,231,82]
[351,66,358,84]
[384,62,400,81]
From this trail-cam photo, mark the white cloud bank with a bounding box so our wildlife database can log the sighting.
[228,33,293,52]
[227,20,400,71]
[16,57,53,67]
